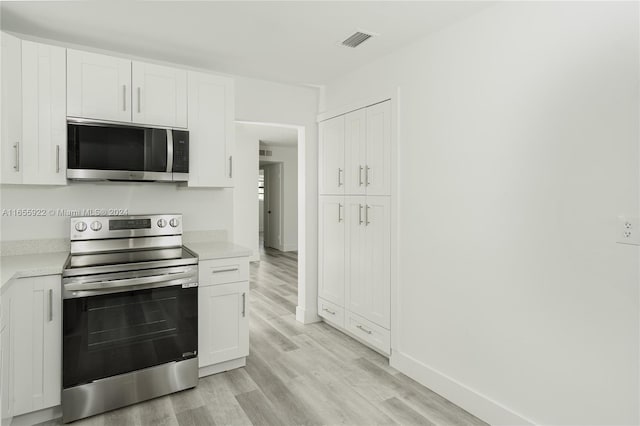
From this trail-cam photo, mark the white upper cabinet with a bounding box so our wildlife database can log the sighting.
[344,109,367,195]
[67,49,131,123]
[319,115,345,195]
[365,101,392,196]
[318,196,346,306]
[132,62,187,128]
[187,71,235,188]
[1,32,23,184]
[22,41,67,185]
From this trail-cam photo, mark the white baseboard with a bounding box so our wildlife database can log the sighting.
[296,305,321,324]
[199,357,246,378]
[390,351,535,426]
[11,405,61,426]
[281,243,298,252]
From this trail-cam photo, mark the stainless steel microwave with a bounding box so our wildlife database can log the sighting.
[67,120,189,182]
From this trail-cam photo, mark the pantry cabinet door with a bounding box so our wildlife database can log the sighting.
[22,41,67,185]
[344,196,367,317]
[319,115,345,195]
[318,196,346,306]
[132,61,187,128]
[365,101,392,196]
[1,32,22,184]
[344,109,366,195]
[67,49,131,122]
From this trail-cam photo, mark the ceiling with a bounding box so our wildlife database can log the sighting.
[1,1,493,85]
[236,122,298,147]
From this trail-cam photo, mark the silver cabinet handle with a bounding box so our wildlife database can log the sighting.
[359,166,363,186]
[358,204,363,225]
[56,145,60,173]
[356,324,372,335]
[137,87,141,113]
[13,142,19,171]
[323,307,336,315]
[48,289,53,322]
[338,203,343,223]
[365,205,370,226]
[337,168,343,187]
[229,156,233,178]
[211,267,239,274]
[365,166,371,186]
[122,85,127,111]
[242,292,246,317]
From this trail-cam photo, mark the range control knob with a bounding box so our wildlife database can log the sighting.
[75,221,87,232]
[169,218,180,228]
[157,219,167,228]
[90,221,102,231]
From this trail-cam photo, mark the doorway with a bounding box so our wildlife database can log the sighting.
[262,162,283,251]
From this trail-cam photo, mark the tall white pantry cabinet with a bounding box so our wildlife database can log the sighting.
[318,100,392,355]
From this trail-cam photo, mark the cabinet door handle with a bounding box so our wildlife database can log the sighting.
[323,307,336,315]
[365,205,370,226]
[137,87,142,113]
[358,204,363,225]
[211,267,239,274]
[337,168,343,187]
[122,85,127,111]
[365,166,371,186]
[242,292,246,317]
[229,156,233,178]
[48,289,53,322]
[56,145,60,173]
[359,166,363,186]
[13,142,19,171]
[357,324,372,334]
[338,203,343,223]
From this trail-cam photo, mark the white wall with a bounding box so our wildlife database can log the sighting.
[261,144,298,251]
[233,124,260,261]
[323,2,639,425]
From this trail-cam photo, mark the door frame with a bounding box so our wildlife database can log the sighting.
[263,162,284,251]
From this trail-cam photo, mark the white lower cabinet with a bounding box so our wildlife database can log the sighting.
[4,275,61,418]
[198,257,249,376]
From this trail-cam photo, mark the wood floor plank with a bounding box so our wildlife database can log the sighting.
[235,389,286,426]
[175,406,217,426]
[380,397,436,426]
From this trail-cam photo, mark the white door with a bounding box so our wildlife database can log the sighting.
[319,115,345,195]
[363,196,391,328]
[264,164,283,250]
[187,71,234,187]
[198,282,249,367]
[132,61,187,128]
[21,41,67,185]
[1,32,22,184]
[12,275,61,416]
[318,196,346,306]
[344,109,367,195]
[67,49,131,122]
[365,101,392,196]
[345,196,367,318]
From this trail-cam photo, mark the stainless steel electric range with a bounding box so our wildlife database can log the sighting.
[61,214,198,423]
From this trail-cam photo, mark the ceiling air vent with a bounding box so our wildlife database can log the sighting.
[341,31,374,48]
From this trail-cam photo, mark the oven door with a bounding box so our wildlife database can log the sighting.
[62,273,197,389]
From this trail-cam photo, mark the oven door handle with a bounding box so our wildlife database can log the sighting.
[64,271,196,292]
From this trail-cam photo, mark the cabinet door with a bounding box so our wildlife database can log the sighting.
[1,32,22,184]
[344,109,366,195]
[67,49,131,122]
[12,275,61,416]
[363,196,391,328]
[132,62,187,128]
[187,71,235,188]
[1,290,14,424]
[22,41,67,185]
[365,101,391,196]
[319,115,345,195]
[318,196,346,306]
[345,196,367,316]
[198,281,249,367]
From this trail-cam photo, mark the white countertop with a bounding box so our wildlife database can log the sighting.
[184,241,252,261]
[1,251,69,291]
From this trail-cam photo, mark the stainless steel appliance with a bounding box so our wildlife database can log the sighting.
[67,120,189,182]
[62,214,198,423]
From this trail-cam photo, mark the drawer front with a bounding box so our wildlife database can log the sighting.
[318,298,344,328]
[345,311,390,355]
[199,257,249,287]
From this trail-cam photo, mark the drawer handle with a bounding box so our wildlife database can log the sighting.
[211,267,239,274]
[323,307,336,315]
[356,324,372,335]
[242,292,246,317]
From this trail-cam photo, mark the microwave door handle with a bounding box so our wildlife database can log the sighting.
[166,129,174,173]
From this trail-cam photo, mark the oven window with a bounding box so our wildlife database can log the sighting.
[63,286,197,388]
[67,124,167,172]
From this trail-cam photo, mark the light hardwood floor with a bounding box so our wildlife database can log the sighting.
[39,247,486,426]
